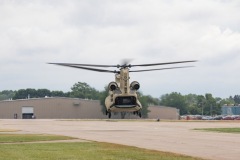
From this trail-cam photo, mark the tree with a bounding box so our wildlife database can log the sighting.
[202,93,222,115]
[143,95,160,106]
[219,97,235,106]
[51,90,66,97]
[186,105,201,115]
[137,92,150,118]
[0,90,15,100]
[99,86,109,114]
[233,95,240,104]
[13,88,37,99]
[185,94,200,114]
[196,95,206,115]
[13,88,54,99]
[204,93,216,115]
[37,89,51,97]
[70,82,100,100]
[160,92,187,115]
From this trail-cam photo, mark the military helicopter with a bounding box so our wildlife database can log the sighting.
[49,60,196,118]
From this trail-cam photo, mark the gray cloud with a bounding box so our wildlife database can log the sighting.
[0,0,240,98]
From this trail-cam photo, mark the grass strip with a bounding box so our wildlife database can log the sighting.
[194,128,240,133]
[0,134,75,143]
[0,142,204,160]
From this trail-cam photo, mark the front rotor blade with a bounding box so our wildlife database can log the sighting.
[130,60,197,67]
[129,66,194,72]
[49,63,118,73]
[48,62,118,68]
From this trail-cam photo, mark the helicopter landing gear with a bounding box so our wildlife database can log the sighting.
[138,111,142,118]
[108,112,111,119]
[137,110,142,118]
[133,111,142,118]
[106,110,112,118]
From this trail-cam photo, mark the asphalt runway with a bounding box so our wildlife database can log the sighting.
[1,119,240,160]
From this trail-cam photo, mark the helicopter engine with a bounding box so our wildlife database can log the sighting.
[108,82,118,91]
[130,81,140,90]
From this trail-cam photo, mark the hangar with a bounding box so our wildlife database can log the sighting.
[0,97,179,119]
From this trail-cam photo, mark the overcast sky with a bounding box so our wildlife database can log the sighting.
[0,0,240,98]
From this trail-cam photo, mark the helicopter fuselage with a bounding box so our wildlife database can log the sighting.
[105,68,142,113]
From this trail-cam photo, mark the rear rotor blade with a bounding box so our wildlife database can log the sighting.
[49,63,118,73]
[48,62,118,68]
[130,60,197,67]
[129,66,194,72]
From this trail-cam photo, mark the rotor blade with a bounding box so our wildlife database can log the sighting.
[130,60,197,67]
[49,63,118,73]
[48,62,119,68]
[129,66,194,72]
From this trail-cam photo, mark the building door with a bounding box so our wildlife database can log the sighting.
[22,107,34,119]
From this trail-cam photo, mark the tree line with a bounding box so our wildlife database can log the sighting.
[159,92,239,115]
[0,82,100,100]
[1,82,239,116]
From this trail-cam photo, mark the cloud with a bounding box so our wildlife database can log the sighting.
[0,0,240,98]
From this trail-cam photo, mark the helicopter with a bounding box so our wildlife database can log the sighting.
[49,60,196,118]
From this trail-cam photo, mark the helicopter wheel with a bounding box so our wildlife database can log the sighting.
[108,112,111,119]
[138,111,142,118]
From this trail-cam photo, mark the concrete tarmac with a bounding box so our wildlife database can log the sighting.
[1,119,240,160]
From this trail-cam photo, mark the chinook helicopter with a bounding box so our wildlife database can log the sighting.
[49,60,196,118]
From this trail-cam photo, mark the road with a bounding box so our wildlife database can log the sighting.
[1,119,240,160]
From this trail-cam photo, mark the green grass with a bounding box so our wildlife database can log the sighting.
[194,128,240,134]
[0,142,203,160]
[0,134,75,143]
[0,134,204,160]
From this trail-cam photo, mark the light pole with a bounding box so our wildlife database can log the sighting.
[200,101,206,116]
[210,104,212,116]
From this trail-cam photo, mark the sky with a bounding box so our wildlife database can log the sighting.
[0,0,240,98]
